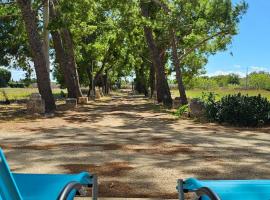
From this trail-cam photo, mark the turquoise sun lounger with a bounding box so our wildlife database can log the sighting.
[177,178,270,200]
[0,148,98,200]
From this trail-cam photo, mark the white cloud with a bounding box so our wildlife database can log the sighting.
[233,64,242,69]
[249,66,269,72]
[207,70,246,78]
[207,66,270,78]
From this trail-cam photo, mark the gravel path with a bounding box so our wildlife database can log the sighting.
[0,93,270,199]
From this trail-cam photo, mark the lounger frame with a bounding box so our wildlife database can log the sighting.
[59,174,98,200]
[177,179,220,200]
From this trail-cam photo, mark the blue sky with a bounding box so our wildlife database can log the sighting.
[9,0,270,80]
[206,0,270,77]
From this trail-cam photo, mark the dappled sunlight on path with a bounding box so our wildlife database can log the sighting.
[0,93,270,198]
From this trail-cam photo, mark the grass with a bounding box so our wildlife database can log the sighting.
[1,87,270,102]
[0,88,65,101]
[172,88,270,100]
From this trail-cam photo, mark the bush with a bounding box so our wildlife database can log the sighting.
[0,68,11,88]
[202,93,270,127]
[248,72,270,90]
[0,90,10,104]
[227,73,240,85]
[202,92,220,121]
[8,82,25,88]
[174,104,189,117]
[191,77,218,90]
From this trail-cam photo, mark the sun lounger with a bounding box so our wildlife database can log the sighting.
[0,148,98,200]
[177,178,270,200]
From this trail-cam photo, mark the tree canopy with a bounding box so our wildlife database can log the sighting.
[0,0,248,110]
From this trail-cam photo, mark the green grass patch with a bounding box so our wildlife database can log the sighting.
[172,88,270,100]
[0,88,66,101]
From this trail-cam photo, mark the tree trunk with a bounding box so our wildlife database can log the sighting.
[149,0,188,104]
[135,64,148,96]
[86,66,93,97]
[140,2,172,107]
[171,30,188,104]
[149,63,156,98]
[17,0,56,113]
[104,70,109,95]
[51,31,76,98]
[60,29,83,98]
[49,2,82,98]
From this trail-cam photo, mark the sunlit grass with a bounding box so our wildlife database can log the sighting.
[1,87,270,102]
[0,88,65,101]
[172,88,270,100]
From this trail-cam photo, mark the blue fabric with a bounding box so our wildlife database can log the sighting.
[12,172,92,200]
[183,178,270,200]
[0,148,93,200]
[0,149,23,200]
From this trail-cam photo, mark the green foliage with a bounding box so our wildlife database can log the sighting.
[0,68,11,87]
[174,104,189,117]
[210,73,240,87]
[170,0,248,82]
[190,77,218,90]
[227,73,240,85]
[201,92,220,121]
[202,93,270,127]
[1,0,248,99]
[8,81,25,88]
[0,90,9,103]
[248,72,270,90]
[188,73,241,89]
[0,3,32,71]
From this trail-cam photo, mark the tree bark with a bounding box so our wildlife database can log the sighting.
[104,70,109,95]
[149,63,156,98]
[86,66,93,97]
[140,1,172,107]
[17,0,56,112]
[150,0,188,104]
[61,29,83,98]
[135,64,148,96]
[171,30,188,104]
[49,1,82,98]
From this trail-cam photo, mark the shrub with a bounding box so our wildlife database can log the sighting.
[0,68,11,88]
[227,73,240,85]
[0,90,10,104]
[202,93,270,127]
[8,82,25,88]
[201,92,220,121]
[248,72,270,90]
[174,104,189,117]
[191,77,218,90]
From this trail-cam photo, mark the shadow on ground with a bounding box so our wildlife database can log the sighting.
[0,93,270,198]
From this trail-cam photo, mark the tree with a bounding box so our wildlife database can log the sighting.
[151,0,247,104]
[140,0,172,107]
[0,68,11,87]
[0,1,33,75]
[16,0,56,112]
[248,72,270,90]
[49,0,83,98]
[1,0,248,110]
[227,73,240,85]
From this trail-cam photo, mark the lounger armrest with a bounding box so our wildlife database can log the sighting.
[194,187,221,200]
[58,174,98,200]
[177,179,220,200]
[58,181,83,200]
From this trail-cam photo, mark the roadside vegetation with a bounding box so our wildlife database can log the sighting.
[0,88,65,102]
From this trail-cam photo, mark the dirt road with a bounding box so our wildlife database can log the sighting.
[0,93,270,198]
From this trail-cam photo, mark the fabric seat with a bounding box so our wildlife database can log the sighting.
[0,148,97,200]
[13,172,92,200]
[178,178,270,200]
